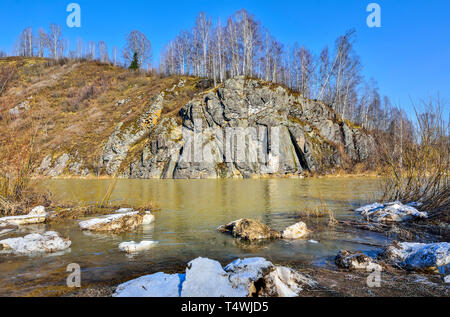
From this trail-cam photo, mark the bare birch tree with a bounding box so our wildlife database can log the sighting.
[123,30,152,68]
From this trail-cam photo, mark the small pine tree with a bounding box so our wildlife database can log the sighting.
[129,52,139,70]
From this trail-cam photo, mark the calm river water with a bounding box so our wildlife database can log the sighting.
[0,178,390,296]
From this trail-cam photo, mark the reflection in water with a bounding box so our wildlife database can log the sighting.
[0,178,386,296]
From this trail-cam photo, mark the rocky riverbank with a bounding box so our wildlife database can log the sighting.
[0,195,448,297]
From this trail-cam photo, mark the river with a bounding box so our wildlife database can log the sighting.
[0,177,391,296]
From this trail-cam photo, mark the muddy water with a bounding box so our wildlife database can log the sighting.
[0,178,390,296]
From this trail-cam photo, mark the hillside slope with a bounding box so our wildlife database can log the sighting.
[0,58,375,179]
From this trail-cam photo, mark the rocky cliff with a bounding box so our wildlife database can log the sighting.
[97,77,375,179]
[3,58,373,179]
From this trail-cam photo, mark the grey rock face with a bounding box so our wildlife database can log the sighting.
[104,77,375,179]
[37,153,71,177]
[37,153,90,177]
[99,92,165,175]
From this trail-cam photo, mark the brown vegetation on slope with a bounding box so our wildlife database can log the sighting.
[0,57,203,214]
[0,57,202,176]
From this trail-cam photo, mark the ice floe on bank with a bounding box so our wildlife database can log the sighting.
[382,241,449,272]
[355,201,428,223]
[114,272,184,297]
[0,231,71,255]
[335,241,449,275]
[114,257,316,297]
[79,210,155,233]
[0,206,48,226]
[119,241,158,253]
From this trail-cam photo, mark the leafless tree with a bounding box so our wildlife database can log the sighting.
[16,27,34,57]
[76,38,83,59]
[37,28,47,58]
[123,30,152,68]
[112,46,118,66]
[46,24,63,60]
[98,41,109,63]
[193,12,211,77]
[88,41,96,60]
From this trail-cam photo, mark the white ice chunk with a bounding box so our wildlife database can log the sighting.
[282,222,310,239]
[119,241,158,253]
[355,201,428,222]
[79,211,139,230]
[181,257,242,297]
[29,206,47,216]
[115,208,134,213]
[225,257,273,294]
[142,212,155,225]
[114,272,184,297]
[385,242,449,271]
[113,257,316,298]
[0,206,48,226]
[0,231,71,255]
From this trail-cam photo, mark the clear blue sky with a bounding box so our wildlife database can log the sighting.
[0,0,449,119]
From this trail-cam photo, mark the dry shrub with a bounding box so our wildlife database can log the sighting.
[299,199,336,224]
[0,96,51,215]
[0,64,18,96]
[381,96,449,216]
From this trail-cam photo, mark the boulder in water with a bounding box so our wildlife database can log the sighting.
[282,222,310,239]
[217,218,281,241]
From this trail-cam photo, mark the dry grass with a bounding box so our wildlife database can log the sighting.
[381,96,449,217]
[96,177,118,208]
[0,92,52,215]
[0,57,202,178]
[298,199,336,225]
[0,63,17,96]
